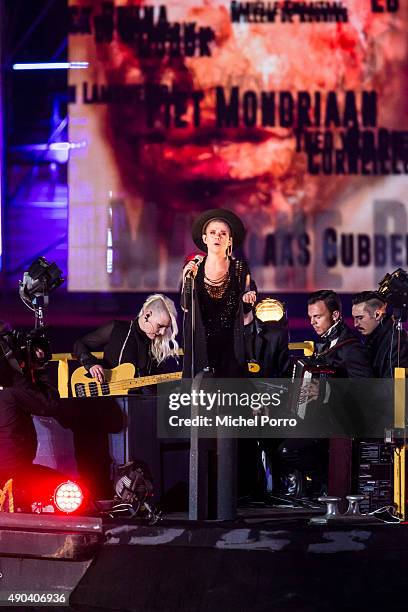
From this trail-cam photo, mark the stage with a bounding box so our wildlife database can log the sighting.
[1,503,408,611]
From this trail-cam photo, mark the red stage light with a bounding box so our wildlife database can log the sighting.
[53,481,84,514]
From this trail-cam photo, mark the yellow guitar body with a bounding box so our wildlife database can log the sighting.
[71,363,181,398]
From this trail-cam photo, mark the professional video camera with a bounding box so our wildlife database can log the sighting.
[378,267,408,321]
[0,257,64,373]
[376,267,408,372]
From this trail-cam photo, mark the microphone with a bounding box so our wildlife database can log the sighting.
[185,254,204,277]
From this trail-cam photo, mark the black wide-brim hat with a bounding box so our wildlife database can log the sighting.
[192,208,246,252]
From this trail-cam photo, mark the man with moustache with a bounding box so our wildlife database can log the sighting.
[352,291,408,378]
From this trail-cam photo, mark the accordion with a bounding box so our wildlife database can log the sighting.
[291,358,336,420]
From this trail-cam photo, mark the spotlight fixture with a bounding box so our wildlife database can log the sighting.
[255,298,286,324]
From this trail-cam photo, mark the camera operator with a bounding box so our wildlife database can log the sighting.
[0,320,60,501]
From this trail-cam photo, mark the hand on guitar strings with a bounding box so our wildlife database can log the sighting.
[89,364,106,383]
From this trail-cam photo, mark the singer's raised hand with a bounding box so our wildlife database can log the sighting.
[183,260,199,278]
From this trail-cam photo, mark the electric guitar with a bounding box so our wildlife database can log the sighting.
[71,363,182,398]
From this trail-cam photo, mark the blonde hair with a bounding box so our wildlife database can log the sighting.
[139,294,179,364]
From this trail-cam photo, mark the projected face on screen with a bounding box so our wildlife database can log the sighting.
[91,1,406,219]
[68,0,408,291]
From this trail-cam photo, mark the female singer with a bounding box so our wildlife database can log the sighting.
[182,209,256,378]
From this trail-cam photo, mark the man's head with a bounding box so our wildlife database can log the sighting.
[307,290,342,337]
[138,294,179,363]
[352,291,386,336]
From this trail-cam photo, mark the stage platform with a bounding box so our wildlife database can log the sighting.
[1,502,408,611]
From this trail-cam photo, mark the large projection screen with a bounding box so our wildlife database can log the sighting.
[68,0,408,292]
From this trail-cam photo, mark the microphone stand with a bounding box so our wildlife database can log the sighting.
[190,272,195,379]
[184,258,203,377]
[185,268,205,519]
[182,271,196,379]
[392,307,407,370]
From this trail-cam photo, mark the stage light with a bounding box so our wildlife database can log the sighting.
[12,62,88,70]
[53,481,84,514]
[49,142,72,151]
[255,298,286,324]
[19,256,64,306]
[49,141,87,151]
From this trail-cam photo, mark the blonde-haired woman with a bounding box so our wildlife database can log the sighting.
[74,294,179,383]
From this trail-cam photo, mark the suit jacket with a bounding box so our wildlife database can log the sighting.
[365,316,408,378]
[316,322,373,378]
[313,323,374,436]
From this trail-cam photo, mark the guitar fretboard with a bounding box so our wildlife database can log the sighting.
[74,371,181,398]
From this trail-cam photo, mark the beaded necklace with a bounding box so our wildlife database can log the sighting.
[204,263,230,299]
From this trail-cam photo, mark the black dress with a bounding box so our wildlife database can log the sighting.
[182,257,255,378]
[182,258,257,517]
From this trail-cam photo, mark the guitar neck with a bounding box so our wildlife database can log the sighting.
[127,372,181,388]
[72,365,182,399]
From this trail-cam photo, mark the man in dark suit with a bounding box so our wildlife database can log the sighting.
[352,291,408,378]
[307,290,373,378]
[277,290,373,500]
